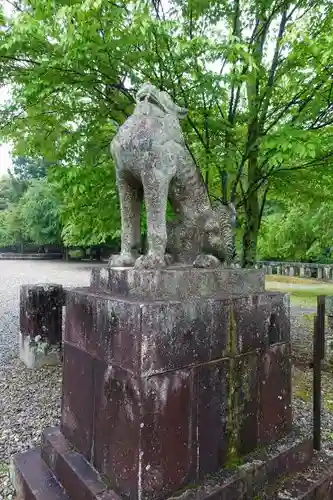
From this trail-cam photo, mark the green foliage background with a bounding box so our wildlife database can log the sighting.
[0,0,333,263]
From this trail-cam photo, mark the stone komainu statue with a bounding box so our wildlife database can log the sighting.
[110,82,236,269]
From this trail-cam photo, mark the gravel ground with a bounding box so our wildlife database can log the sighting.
[0,361,62,498]
[0,264,332,499]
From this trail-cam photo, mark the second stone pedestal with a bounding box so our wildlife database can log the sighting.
[19,283,64,369]
[59,266,291,500]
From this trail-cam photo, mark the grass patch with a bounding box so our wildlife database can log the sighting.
[293,368,312,402]
[265,275,321,285]
[298,313,315,326]
[294,388,310,402]
[293,366,333,417]
[290,289,332,297]
[264,285,318,308]
[288,289,329,308]
[290,296,317,308]
[265,276,333,308]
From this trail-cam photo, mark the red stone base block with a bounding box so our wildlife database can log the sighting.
[11,427,320,500]
[60,287,292,500]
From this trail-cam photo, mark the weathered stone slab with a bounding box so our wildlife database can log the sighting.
[232,293,290,354]
[324,266,331,280]
[258,343,292,444]
[20,283,64,343]
[92,361,142,498]
[195,359,229,477]
[64,288,289,377]
[41,427,116,500]
[10,448,70,500]
[90,361,197,500]
[141,370,197,498]
[90,266,265,301]
[65,289,142,373]
[61,343,94,459]
[140,300,228,375]
[325,295,333,316]
[19,283,64,369]
[233,351,260,456]
[167,433,313,500]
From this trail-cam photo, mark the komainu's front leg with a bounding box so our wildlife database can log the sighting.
[110,175,142,268]
[134,172,170,269]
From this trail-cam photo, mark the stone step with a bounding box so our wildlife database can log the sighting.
[10,427,315,500]
[260,450,333,499]
[10,447,70,500]
[167,430,314,500]
[41,427,119,500]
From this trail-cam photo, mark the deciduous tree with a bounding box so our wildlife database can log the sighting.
[0,0,333,264]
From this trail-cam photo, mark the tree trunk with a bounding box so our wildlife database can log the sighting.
[241,200,259,267]
[241,124,260,267]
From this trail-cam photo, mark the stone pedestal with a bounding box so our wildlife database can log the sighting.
[324,267,331,280]
[90,265,265,301]
[19,283,64,369]
[11,266,300,500]
[305,266,312,278]
[61,283,291,499]
[325,296,333,318]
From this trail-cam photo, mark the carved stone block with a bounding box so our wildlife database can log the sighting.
[90,266,265,301]
[59,268,292,500]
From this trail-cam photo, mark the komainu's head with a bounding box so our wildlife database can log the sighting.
[136,82,188,119]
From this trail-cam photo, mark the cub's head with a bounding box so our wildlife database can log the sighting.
[203,203,237,262]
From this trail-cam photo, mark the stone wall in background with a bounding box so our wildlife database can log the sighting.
[256,261,333,280]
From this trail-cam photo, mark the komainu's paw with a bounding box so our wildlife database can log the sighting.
[109,253,137,267]
[164,253,175,266]
[193,254,221,268]
[134,254,167,270]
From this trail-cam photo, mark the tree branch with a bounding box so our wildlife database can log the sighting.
[276,152,333,173]
[258,184,269,226]
[258,8,288,128]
